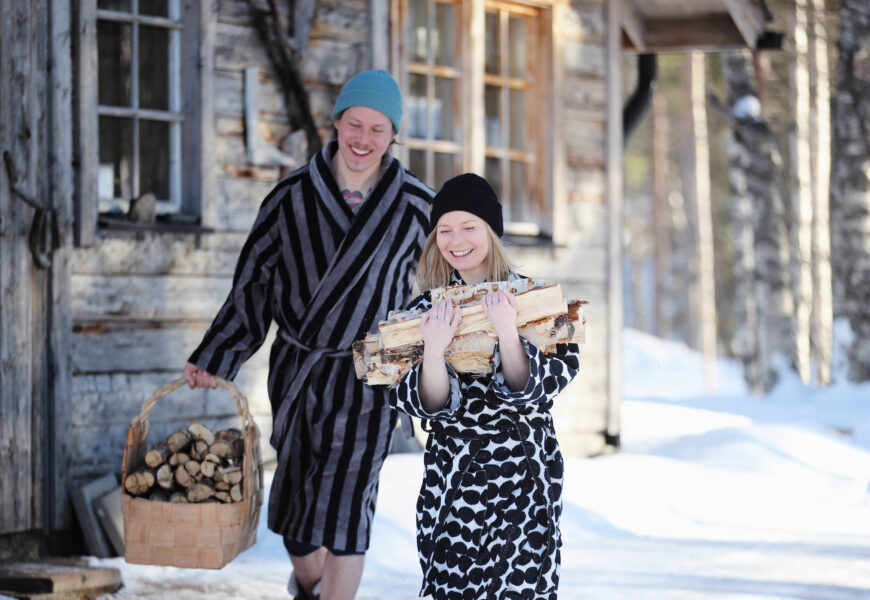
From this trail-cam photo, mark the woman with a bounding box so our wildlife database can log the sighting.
[388,173,580,600]
[184,70,433,600]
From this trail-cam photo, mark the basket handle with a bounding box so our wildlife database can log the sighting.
[130,376,255,443]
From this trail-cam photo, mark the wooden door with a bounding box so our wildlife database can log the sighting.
[0,0,48,536]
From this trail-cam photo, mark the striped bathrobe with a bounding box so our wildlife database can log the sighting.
[188,141,432,552]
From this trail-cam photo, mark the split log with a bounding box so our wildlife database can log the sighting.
[354,279,587,386]
[216,465,243,485]
[156,464,175,491]
[175,464,195,488]
[144,442,170,468]
[190,440,209,461]
[378,283,568,350]
[229,484,243,503]
[124,469,155,496]
[187,481,216,503]
[214,491,231,503]
[187,422,215,446]
[169,492,189,503]
[215,480,231,492]
[166,431,191,453]
[169,452,190,467]
[200,460,216,479]
[209,440,237,460]
[184,460,202,479]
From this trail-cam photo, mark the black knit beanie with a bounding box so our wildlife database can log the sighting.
[430,173,504,237]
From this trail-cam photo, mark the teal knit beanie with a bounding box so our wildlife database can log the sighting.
[331,70,403,134]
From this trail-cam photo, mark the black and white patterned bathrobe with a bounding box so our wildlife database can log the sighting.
[388,275,581,600]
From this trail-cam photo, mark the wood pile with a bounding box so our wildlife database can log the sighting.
[123,421,245,504]
[354,280,586,386]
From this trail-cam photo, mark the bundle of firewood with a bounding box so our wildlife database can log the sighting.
[353,279,586,386]
[123,421,245,504]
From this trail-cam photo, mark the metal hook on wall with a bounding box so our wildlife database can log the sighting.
[3,150,60,269]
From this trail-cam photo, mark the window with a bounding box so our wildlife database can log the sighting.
[75,0,207,244]
[395,0,554,235]
[96,0,183,214]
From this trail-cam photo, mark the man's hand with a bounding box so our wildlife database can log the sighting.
[184,362,217,389]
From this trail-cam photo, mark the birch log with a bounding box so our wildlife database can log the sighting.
[355,280,586,386]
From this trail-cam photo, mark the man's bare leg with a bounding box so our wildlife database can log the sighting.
[289,547,326,595]
[319,553,365,600]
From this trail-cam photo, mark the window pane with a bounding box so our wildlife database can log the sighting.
[510,161,527,222]
[434,153,456,189]
[408,74,427,139]
[509,89,525,150]
[485,12,499,75]
[98,21,132,107]
[434,77,455,141]
[409,0,427,62]
[140,26,170,110]
[508,16,526,78]
[99,116,134,201]
[98,0,132,12]
[485,157,502,202]
[140,120,170,200]
[139,0,169,17]
[485,85,501,146]
[409,150,426,183]
[434,2,455,65]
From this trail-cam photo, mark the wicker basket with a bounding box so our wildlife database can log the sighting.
[121,377,263,569]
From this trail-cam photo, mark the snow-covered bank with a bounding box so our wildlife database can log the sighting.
[95,329,870,599]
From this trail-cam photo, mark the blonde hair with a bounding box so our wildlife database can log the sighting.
[416,225,513,291]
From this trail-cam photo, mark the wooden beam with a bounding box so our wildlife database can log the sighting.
[630,15,749,53]
[619,0,646,52]
[724,0,766,49]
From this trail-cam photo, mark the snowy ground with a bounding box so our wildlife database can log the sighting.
[92,329,870,599]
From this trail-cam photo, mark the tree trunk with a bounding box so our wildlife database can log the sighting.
[651,86,672,338]
[684,52,717,394]
[831,0,870,381]
[722,51,763,394]
[791,0,815,385]
[809,0,834,386]
[721,50,794,392]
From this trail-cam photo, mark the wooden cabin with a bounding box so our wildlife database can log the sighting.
[0,0,776,556]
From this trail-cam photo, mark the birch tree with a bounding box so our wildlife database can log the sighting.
[831,0,870,381]
[721,50,795,392]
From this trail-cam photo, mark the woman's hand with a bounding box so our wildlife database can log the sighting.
[481,290,519,340]
[184,362,217,389]
[420,300,461,356]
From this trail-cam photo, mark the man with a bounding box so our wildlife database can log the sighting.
[185,70,433,600]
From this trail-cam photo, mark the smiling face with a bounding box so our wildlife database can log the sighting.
[332,106,394,182]
[435,211,491,284]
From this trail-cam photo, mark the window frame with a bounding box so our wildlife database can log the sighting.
[74,0,212,246]
[392,0,556,236]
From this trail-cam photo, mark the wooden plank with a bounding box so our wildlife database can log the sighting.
[73,0,98,247]
[69,474,117,558]
[0,0,37,535]
[379,284,568,350]
[93,487,125,556]
[0,562,121,596]
[632,16,748,53]
[72,234,245,276]
[50,0,77,532]
[70,274,232,320]
[71,320,271,373]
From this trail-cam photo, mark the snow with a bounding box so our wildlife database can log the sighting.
[94,329,870,599]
